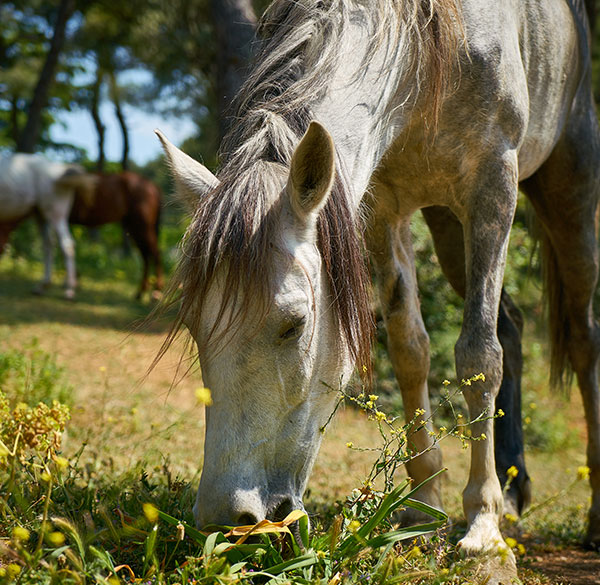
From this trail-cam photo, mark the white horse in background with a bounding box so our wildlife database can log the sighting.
[0,153,96,299]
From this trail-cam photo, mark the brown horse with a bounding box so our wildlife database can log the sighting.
[69,171,163,300]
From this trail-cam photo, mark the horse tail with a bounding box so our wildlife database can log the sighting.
[530,213,573,389]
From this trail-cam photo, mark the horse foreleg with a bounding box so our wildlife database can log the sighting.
[422,206,532,517]
[454,151,518,564]
[53,218,77,300]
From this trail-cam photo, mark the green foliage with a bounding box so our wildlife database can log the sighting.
[0,341,72,408]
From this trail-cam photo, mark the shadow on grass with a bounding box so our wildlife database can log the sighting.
[0,266,175,334]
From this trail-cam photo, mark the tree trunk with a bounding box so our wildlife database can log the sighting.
[16,0,76,153]
[109,72,129,171]
[210,0,257,139]
[90,75,106,172]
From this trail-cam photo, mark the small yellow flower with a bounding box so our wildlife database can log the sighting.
[195,387,213,406]
[439,426,447,432]
[47,531,65,547]
[497,409,505,417]
[529,402,537,410]
[577,466,591,481]
[406,545,422,559]
[99,366,107,372]
[6,564,21,578]
[505,537,517,549]
[504,513,518,524]
[41,471,52,483]
[365,401,374,409]
[507,466,519,479]
[12,526,30,542]
[143,503,159,523]
[524,416,531,425]
[54,456,69,470]
[517,543,526,555]
[462,378,472,386]
[368,394,379,402]
[442,379,451,386]
[375,411,386,422]
[415,408,426,416]
[347,520,361,533]
[362,364,368,373]
[480,433,487,440]
[346,442,354,448]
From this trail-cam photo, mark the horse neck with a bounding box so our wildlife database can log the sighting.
[311,14,414,208]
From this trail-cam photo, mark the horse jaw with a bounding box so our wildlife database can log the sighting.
[155,129,219,209]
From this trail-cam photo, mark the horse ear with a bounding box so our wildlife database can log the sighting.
[155,129,219,210]
[288,121,335,221]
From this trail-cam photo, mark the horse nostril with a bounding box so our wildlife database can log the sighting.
[271,499,294,522]
[236,512,259,526]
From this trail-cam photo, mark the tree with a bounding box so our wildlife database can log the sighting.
[210,0,256,138]
[16,0,76,153]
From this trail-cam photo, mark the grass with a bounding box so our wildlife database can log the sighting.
[0,226,596,584]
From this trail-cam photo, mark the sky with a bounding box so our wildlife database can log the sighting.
[49,101,197,165]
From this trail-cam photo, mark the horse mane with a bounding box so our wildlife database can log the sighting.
[160,0,463,381]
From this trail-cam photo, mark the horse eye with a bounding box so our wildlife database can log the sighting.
[279,317,306,340]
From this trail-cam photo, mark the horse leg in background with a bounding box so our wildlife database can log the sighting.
[421,205,531,516]
[126,217,163,301]
[51,216,77,300]
[367,202,443,519]
[31,216,54,295]
[521,112,600,548]
[0,219,22,255]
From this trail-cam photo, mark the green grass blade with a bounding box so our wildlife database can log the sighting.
[365,521,445,548]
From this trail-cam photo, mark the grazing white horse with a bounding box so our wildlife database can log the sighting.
[157,0,600,580]
[0,153,94,299]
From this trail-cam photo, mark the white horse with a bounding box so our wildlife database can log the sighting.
[157,0,600,580]
[0,153,95,299]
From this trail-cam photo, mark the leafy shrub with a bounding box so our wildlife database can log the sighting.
[0,340,72,408]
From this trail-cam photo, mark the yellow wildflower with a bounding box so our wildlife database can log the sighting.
[143,502,159,524]
[12,526,30,542]
[195,387,213,406]
[99,366,107,372]
[347,520,361,533]
[346,442,354,448]
[442,379,451,386]
[504,513,518,524]
[54,456,69,469]
[505,537,517,549]
[375,411,386,422]
[517,543,526,555]
[369,394,379,402]
[47,531,65,547]
[577,466,591,481]
[497,409,505,417]
[480,433,487,440]
[507,466,519,479]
